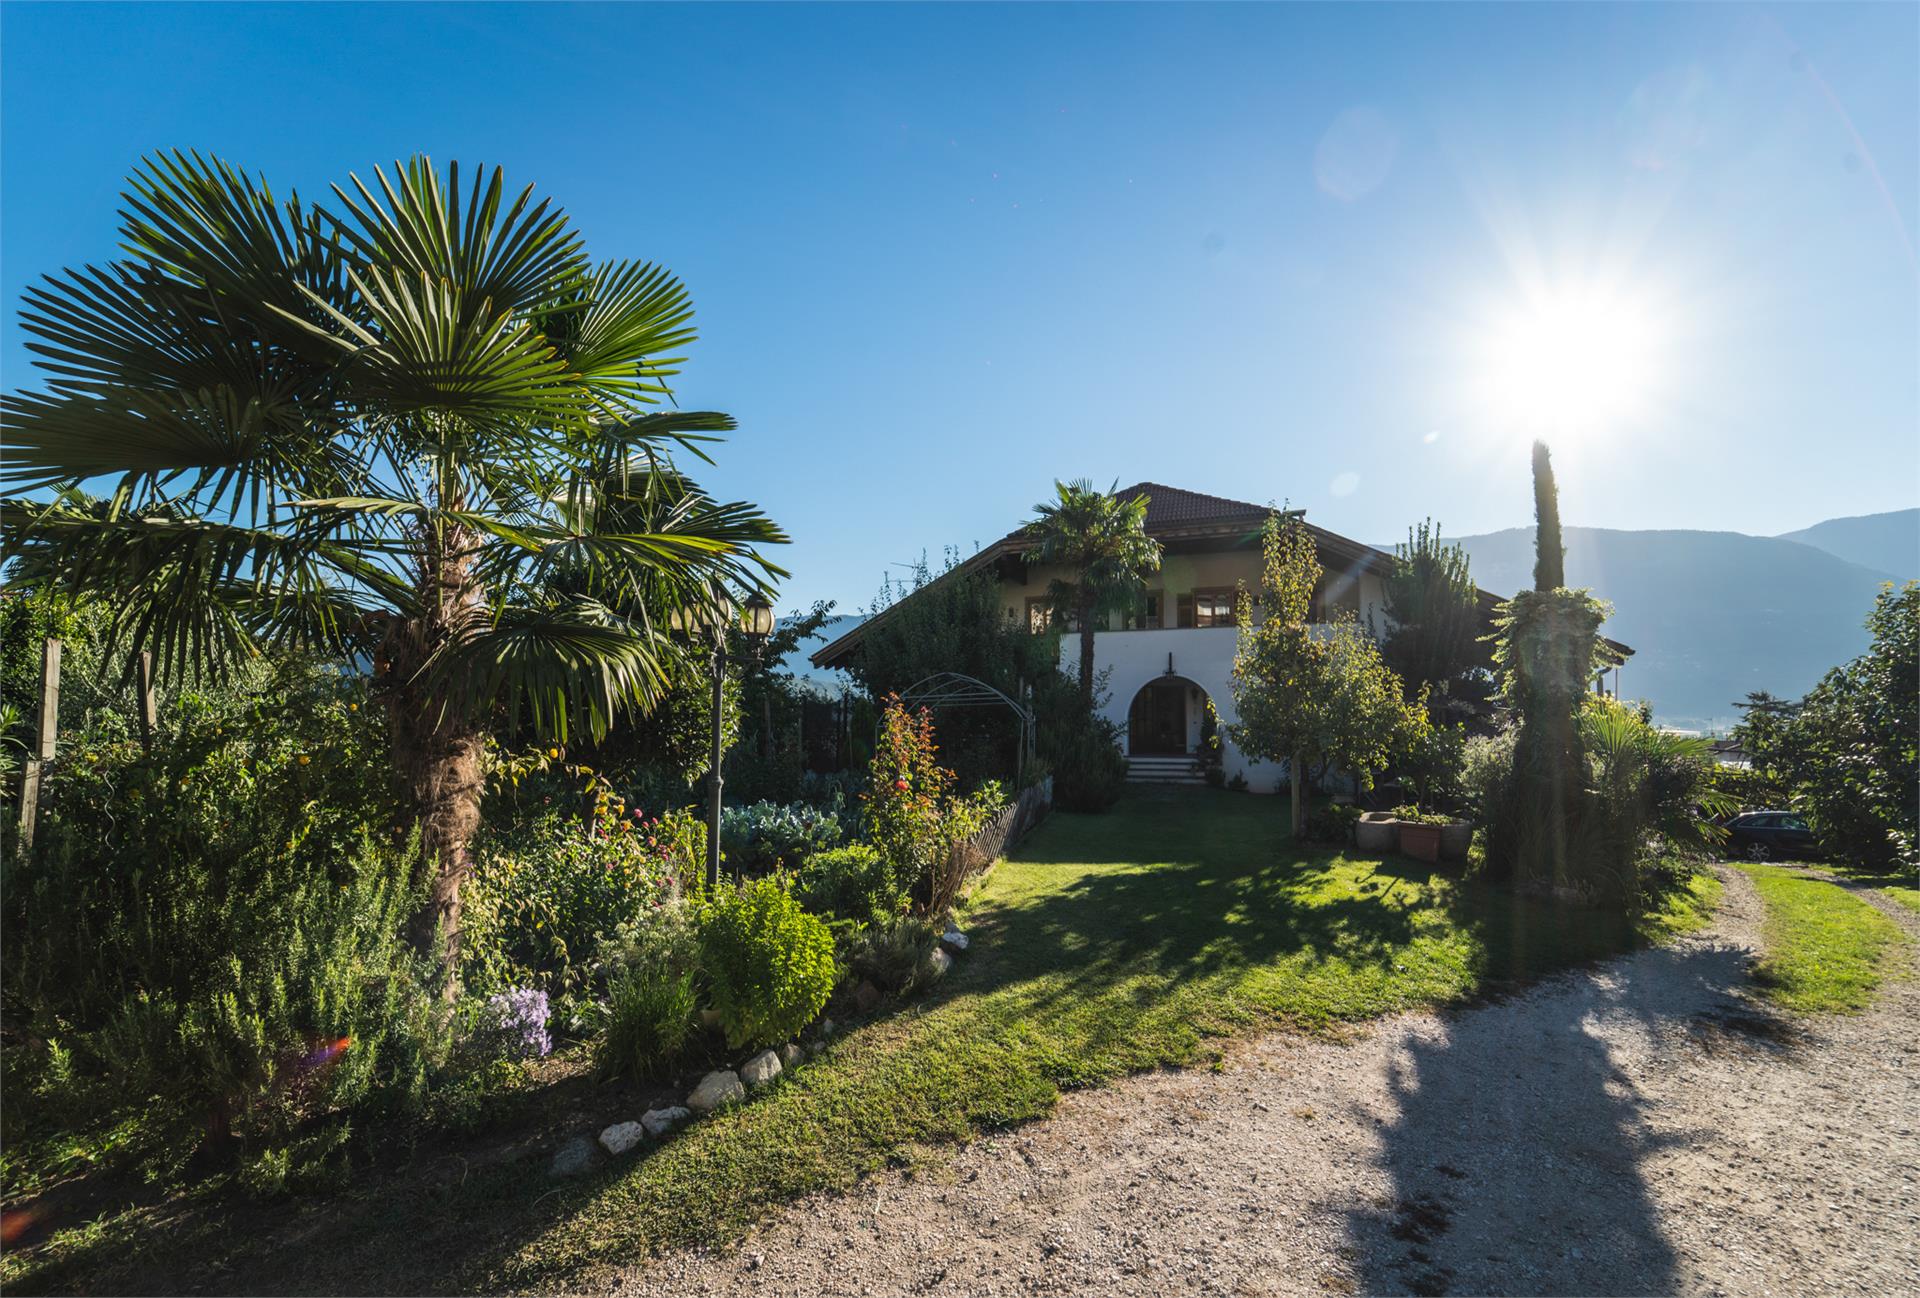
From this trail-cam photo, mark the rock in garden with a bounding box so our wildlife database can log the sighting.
[640,1106,690,1138]
[927,947,954,978]
[598,1121,645,1156]
[688,1069,745,1113]
[698,1007,722,1029]
[549,1135,597,1178]
[816,1017,835,1037]
[779,1042,803,1068]
[941,926,970,953]
[741,1049,782,1089]
[854,980,883,1012]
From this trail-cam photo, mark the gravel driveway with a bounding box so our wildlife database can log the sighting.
[620,867,1918,1297]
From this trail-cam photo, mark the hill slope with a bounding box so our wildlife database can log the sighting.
[1449,527,1898,731]
[1775,509,1917,580]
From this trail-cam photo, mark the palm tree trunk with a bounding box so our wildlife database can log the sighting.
[386,523,486,994]
[392,698,485,992]
[1077,588,1097,708]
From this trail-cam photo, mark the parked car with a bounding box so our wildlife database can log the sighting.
[1720,811,1819,861]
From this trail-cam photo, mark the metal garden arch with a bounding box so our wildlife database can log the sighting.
[897,671,1037,781]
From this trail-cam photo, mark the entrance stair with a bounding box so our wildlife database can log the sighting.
[1125,753,1206,785]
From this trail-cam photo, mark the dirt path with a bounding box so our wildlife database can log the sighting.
[619,868,1919,1298]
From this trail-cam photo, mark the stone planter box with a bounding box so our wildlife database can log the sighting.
[1439,821,1472,862]
[1398,822,1442,863]
[1355,813,1399,854]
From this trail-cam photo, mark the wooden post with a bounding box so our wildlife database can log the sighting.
[16,637,62,851]
[136,651,158,752]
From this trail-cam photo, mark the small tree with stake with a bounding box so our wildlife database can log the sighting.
[1228,514,1427,837]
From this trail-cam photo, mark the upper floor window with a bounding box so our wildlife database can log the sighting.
[1177,587,1238,628]
[1120,589,1164,630]
[1311,573,1361,622]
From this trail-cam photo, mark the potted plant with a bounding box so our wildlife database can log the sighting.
[1438,818,1472,862]
[1390,805,1449,863]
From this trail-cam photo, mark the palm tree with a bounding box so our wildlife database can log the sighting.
[1025,480,1162,707]
[0,153,785,984]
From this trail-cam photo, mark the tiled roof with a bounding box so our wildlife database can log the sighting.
[1112,482,1274,531]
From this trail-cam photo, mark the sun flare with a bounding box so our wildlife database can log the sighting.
[1475,281,1666,440]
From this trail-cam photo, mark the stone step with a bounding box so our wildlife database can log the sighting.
[1126,754,1206,784]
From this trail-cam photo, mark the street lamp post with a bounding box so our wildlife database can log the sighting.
[698,595,775,891]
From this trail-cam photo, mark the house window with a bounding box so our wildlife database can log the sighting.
[1025,597,1053,633]
[1123,590,1164,630]
[1311,574,1361,622]
[1181,587,1237,628]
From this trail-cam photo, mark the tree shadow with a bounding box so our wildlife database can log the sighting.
[1342,933,1791,1296]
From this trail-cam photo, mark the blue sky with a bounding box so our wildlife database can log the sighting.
[4,2,1915,614]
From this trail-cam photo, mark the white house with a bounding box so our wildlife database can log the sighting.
[811,483,1629,790]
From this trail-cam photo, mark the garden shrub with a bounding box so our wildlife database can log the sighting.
[585,903,703,1080]
[462,785,702,1004]
[863,700,1012,914]
[592,964,699,1082]
[920,778,1011,917]
[841,916,943,997]
[1,657,438,1187]
[719,798,844,875]
[470,988,553,1062]
[697,876,836,1049]
[796,843,903,926]
[1304,803,1364,844]
[1040,705,1129,811]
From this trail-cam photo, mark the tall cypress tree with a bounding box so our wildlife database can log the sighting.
[1531,440,1565,592]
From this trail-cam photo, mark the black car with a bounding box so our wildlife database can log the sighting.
[1721,811,1819,861]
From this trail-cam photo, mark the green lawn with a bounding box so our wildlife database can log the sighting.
[1737,863,1910,1013]
[1880,885,1920,915]
[8,789,1716,1296]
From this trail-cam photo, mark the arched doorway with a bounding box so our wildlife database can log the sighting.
[1127,676,1207,755]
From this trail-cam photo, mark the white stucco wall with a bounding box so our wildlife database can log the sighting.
[1038,566,1391,794]
[1054,626,1294,788]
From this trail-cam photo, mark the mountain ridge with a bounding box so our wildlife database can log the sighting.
[1442,523,1902,731]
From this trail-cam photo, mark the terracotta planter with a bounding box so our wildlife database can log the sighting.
[1398,822,1442,863]
[1439,820,1472,862]
[1355,813,1399,854]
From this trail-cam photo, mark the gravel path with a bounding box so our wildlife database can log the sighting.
[619,867,1919,1297]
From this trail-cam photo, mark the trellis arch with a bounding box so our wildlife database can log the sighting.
[897,671,1037,780]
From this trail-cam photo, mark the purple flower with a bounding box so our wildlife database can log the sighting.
[480,987,552,1060]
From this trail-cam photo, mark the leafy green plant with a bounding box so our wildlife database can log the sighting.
[697,877,836,1049]
[462,796,701,1002]
[1305,803,1364,843]
[719,799,844,875]
[1227,514,1430,835]
[593,965,699,1082]
[1,660,440,1187]
[840,916,943,997]
[585,902,703,1079]
[796,843,903,926]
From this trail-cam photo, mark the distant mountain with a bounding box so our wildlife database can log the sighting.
[1446,526,1900,732]
[1775,509,1917,580]
[777,613,865,697]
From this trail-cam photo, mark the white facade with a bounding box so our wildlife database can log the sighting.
[1033,565,1389,792]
